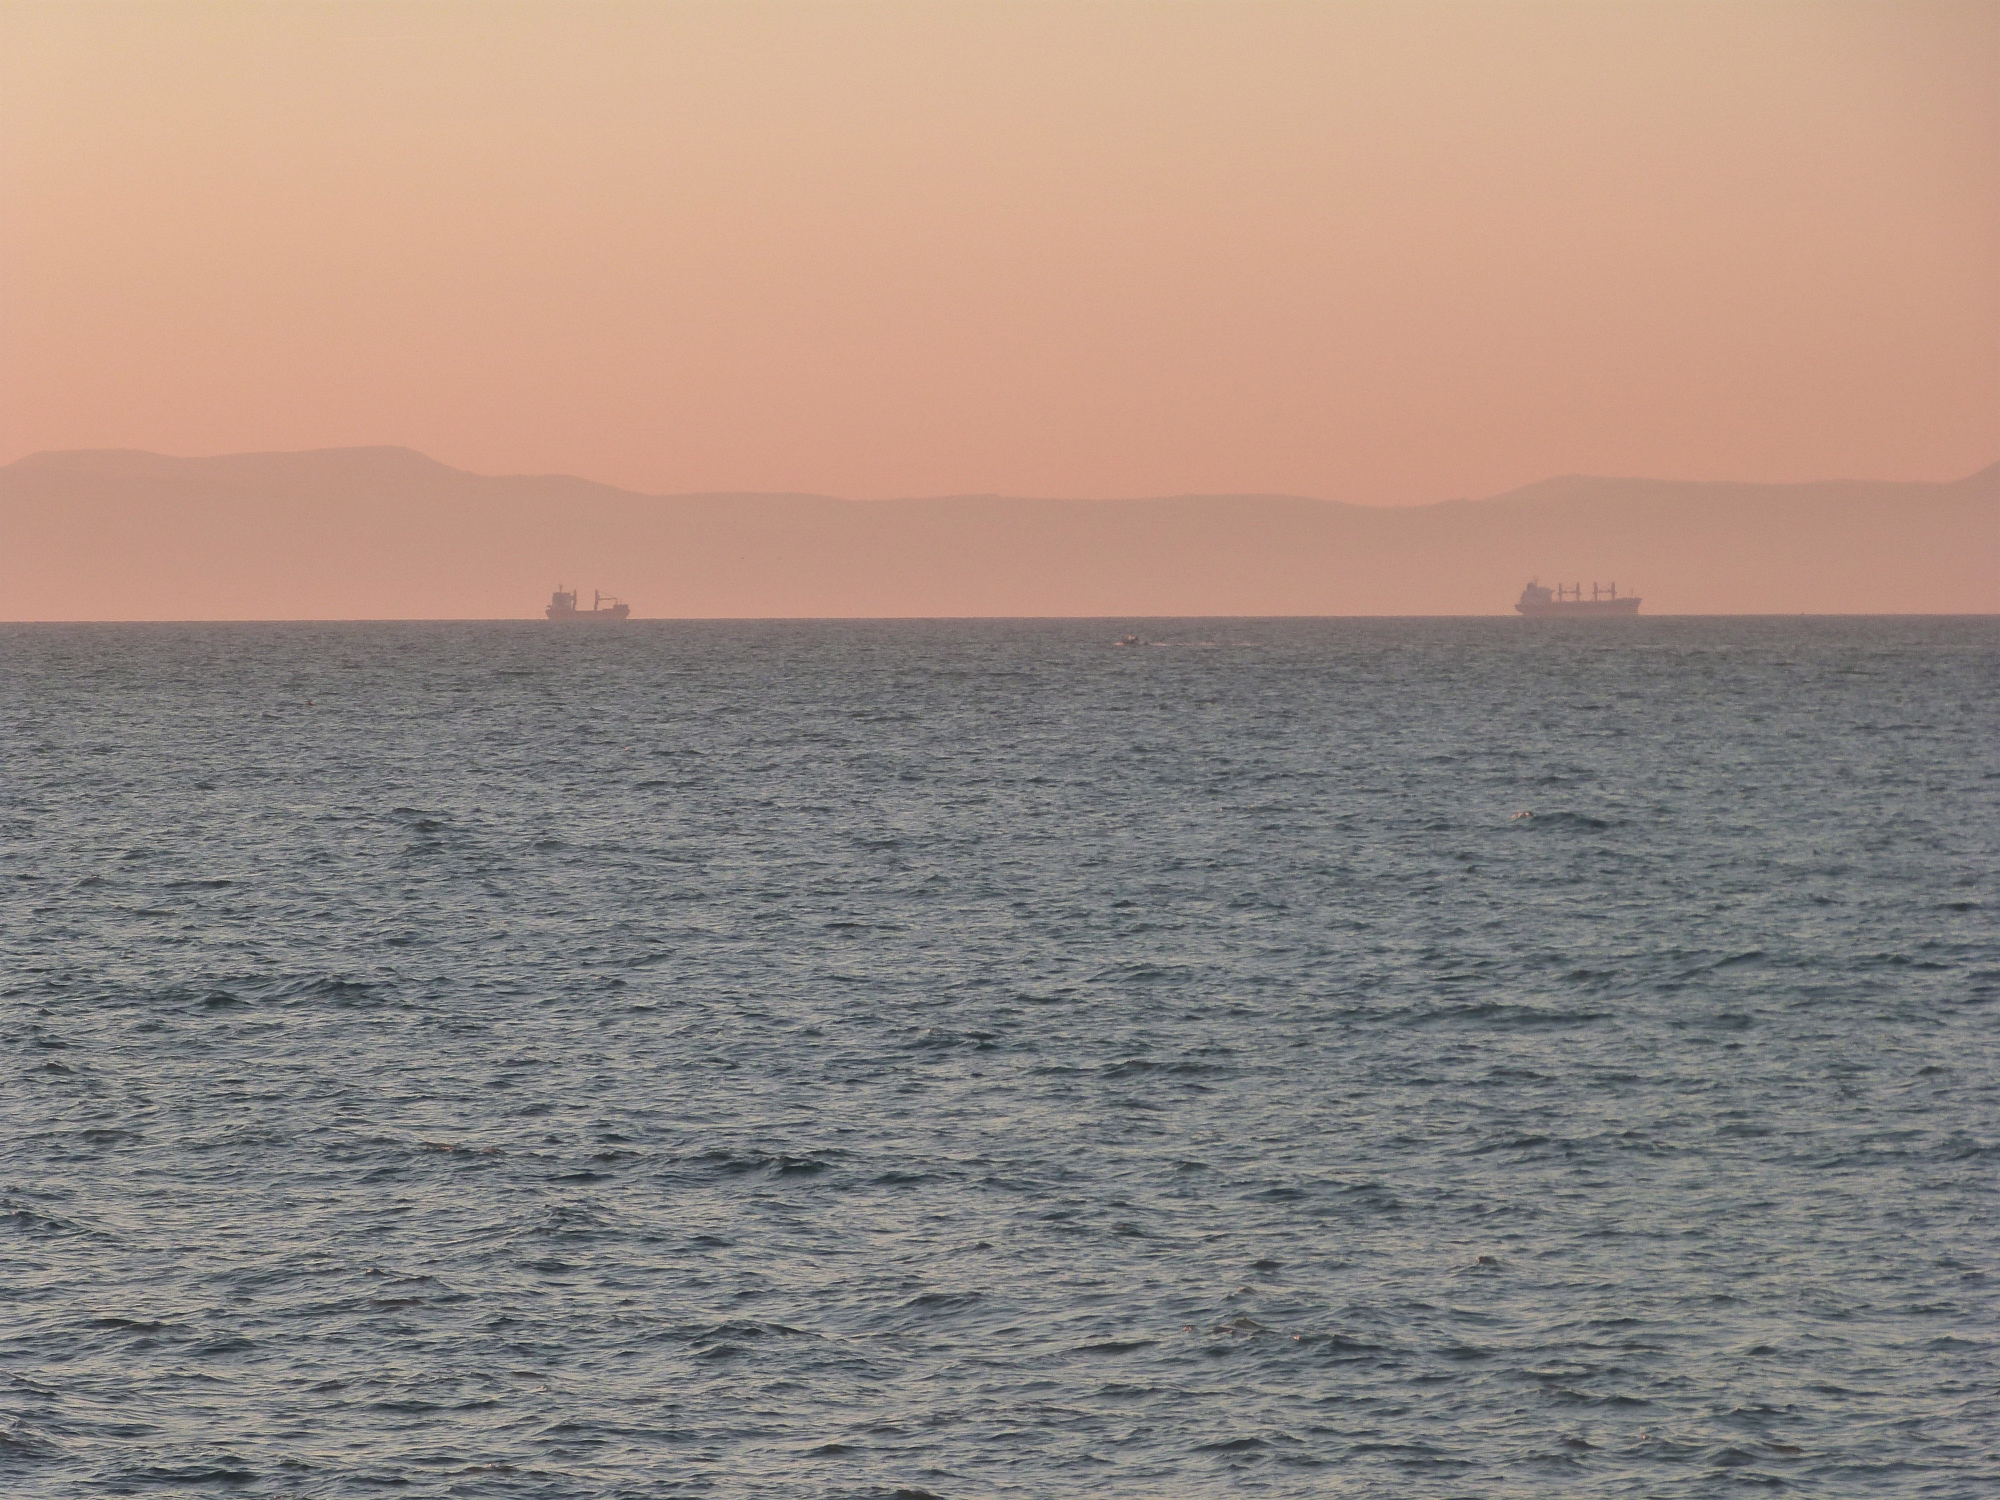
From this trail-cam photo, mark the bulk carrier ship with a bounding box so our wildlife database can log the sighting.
[545,587,630,622]
[1515,580,1641,617]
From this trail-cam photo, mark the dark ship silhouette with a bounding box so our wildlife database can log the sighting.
[1515,579,1640,616]
[545,587,630,622]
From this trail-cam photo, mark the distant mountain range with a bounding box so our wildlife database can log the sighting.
[2,446,1994,619]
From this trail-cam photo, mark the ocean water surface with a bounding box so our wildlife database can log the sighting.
[2,618,1996,1497]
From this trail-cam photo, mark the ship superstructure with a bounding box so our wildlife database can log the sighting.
[1515,580,1641,616]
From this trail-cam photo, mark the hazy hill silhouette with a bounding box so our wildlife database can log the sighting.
[2,447,1993,619]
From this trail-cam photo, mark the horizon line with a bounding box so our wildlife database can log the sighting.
[2,613,1996,626]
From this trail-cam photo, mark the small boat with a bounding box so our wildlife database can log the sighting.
[545,587,630,622]
[1114,634,1147,648]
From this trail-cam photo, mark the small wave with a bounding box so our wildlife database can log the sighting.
[1469,1133,1556,1156]
[1295,1332,1390,1355]
[1,1198,98,1238]
[0,1421,63,1460]
[691,1148,834,1176]
[686,1320,814,1347]
[1418,1002,1610,1029]
[77,1127,144,1146]
[122,1464,257,1485]
[1941,1134,1999,1161]
[1204,1315,1273,1337]
[1507,810,1614,830]
[269,975,389,1006]
[1101,1057,1230,1078]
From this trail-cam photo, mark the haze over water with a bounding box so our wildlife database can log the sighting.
[4,618,1995,1497]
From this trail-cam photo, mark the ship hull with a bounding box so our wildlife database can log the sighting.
[545,605,631,622]
[1516,597,1641,616]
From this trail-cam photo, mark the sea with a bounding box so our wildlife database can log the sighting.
[2,617,1995,1498]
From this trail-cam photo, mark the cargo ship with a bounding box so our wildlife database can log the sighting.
[1515,580,1640,616]
[545,587,630,622]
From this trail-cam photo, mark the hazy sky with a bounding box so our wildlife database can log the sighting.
[3,0,1995,502]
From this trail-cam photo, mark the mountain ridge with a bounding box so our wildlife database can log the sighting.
[8,443,1994,506]
[2,446,1993,618]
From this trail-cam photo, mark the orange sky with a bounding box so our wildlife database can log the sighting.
[3,0,1995,503]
